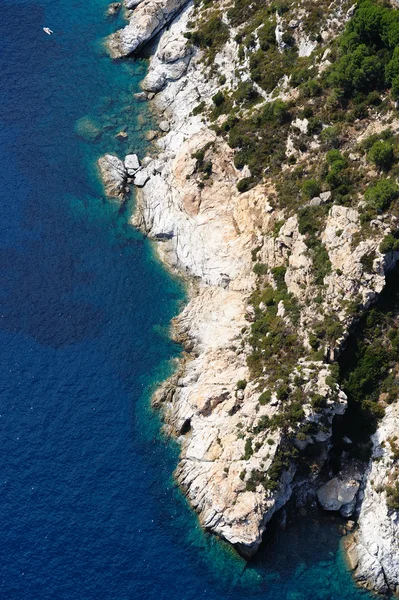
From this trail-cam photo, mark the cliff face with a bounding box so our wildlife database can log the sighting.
[101,0,399,589]
[346,402,399,594]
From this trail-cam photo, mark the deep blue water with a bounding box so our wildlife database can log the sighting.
[0,0,378,598]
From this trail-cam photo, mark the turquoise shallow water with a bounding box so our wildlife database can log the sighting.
[0,0,379,598]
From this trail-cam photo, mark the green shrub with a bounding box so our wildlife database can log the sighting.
[361,251,376,273]
[189,16,229,55]
[302,178,321,199]
[271,266,287,291]
[276,384,290,400]
[367,140,395,170]
[253,262,268,275]
[259,390,272,405]
[364,179,399,212]
[311,393,327,410]
[380,232,399,254]
[237,177,256,193]
[243,438,253,460]
[212,91,225,106]
[237,379,247,390]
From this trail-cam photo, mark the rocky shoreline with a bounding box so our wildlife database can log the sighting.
[100,0,399,592]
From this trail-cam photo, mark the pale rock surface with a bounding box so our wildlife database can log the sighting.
[125,0,144,8]
[127,18,351,553]
[140,6,193,92]
[125,153,140,174]
[133,168,151,187]
[317,465,362,516]
[100,0,399,572]
[106,0,190,58]
[98,154,127,200]
[347,402,399,594]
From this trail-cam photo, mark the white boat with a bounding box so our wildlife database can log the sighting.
[43,27,53,35]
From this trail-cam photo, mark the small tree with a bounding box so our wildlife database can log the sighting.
[365,178,399,212]
[367,140,395,170]
[302,178,321,199]
[212,91,225,106]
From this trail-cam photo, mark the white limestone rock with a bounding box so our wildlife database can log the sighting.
[140,4,193,92]
[106,0,190,58]
[350,402,399,594]
[97,154,127,200]
[133,168,151,187]
[317,476,360,515]
[125,0,144,7]
[125,153,141,174]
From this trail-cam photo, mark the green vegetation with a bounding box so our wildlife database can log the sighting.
[302,178,321,199]
[185,14,229,61]
[188,0,399,495]
[224,100,291,186]
[367,140,395,170]
[236,379,247,390]
[364,178,399,213]
[338,266,399,457]
[297,205,332,286]
[380,230,399,253]
[243,437,253,460]
[326,0,399,101]
[386,480,399,510]
[191,142,214,181]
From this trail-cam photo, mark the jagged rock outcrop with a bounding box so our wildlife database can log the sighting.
[106,0,190,58]
[121,5,351,555]
[345,403,399,594]
[97,154,127,200]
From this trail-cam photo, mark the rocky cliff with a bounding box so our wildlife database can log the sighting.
[101,0,399,590]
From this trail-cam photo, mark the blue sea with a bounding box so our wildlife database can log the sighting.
[0,0,378,598]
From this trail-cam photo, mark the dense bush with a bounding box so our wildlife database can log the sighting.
[364,178,399,212]
[302,178,321,199]
[367,140,395,170]
[187,15,229,55]
[212,91,225,106]
[237,177,256,193]
[380,231,399,253]
[326,0,399,99]
[227,100,291,182]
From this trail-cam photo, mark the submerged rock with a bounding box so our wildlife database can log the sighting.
[106,2,121,16]
[74,116,103,142]
[116,130,128,140]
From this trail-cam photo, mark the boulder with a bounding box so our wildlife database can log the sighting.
[134,169,151,187]
[159,120,170,132]
[98,154,127,200]
[145,130,158,141]
[317,477,360,514]
[134,92,148,102]
[125,153,141,174]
